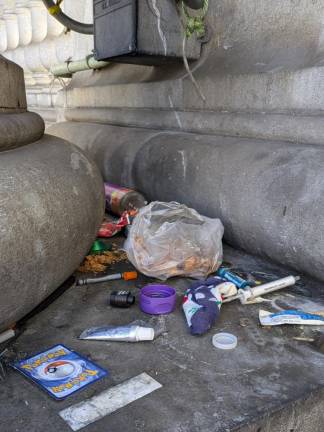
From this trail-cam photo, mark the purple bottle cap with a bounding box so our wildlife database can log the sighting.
[140,284,176,315]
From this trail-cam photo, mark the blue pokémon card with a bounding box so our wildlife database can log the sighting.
[12,344,108,400]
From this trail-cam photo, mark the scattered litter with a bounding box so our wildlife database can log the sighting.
[183,277,235,335]
[0,329,15,344]
[231,296,271,305]
[228,268,262,286]
[105,183,147,216]
[259,309,324,326]
[140,284,176,315]
[78,249,128,273]
[12,344,108,400]
[110,290,135,308]
[293,334,324,353]
[293,337,315,342]
[77,271,137,286]
[239,318,250,327]
[79,325,154,342]
[212,333,238,350]
[59,373,162,431]
[90,239,111,254]
[98,212,131,238]
[217,268,249,289]
[125,201,224,280]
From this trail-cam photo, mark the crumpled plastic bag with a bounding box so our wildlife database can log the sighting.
[124,201,224,280]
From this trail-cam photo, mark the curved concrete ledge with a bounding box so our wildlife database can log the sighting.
[0,111,45,150]
[49,121,324,282]
[0,134,104,331]
[64,107,324,146]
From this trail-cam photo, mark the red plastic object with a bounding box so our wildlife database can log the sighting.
[98,212,130,238]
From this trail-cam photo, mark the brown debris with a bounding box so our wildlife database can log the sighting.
[78,250,128,273]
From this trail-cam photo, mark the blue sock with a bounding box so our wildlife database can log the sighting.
[183,277,225,335]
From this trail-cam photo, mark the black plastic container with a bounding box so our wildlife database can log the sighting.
[110,291,135,308]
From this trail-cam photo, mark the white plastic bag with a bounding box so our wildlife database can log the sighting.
[124,201,224,280]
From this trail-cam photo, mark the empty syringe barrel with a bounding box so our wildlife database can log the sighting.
[238,275,300,304]
[249,275,300,298]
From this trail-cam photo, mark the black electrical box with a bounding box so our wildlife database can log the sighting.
[93,0,202,65]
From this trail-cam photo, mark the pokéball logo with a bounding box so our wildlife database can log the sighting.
[36,360,83,382]
[45,361,75,379]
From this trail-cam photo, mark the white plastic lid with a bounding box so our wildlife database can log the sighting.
[135,327,155,341]
[212,332,237,350]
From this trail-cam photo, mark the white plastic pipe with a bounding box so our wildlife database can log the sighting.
[50,55,110,77]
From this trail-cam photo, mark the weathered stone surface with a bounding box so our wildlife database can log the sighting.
[2,243,324,432]
[0,56,26,112]
[49,121,324,282]
[0,111,45,151]
[0,134,104,331]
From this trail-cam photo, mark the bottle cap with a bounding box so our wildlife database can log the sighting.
[212,332,237,350]
[123,271,138,281]
[135,327,155,341]
[90,240,111,255]
[140,284,176,315]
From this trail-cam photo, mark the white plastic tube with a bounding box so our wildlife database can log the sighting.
[79,325,155,342]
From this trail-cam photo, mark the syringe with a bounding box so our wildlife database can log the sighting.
[223,275,300,304]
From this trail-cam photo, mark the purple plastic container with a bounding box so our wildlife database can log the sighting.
[140,284,176,315]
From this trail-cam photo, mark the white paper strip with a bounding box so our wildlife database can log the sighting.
[59,372,162,431]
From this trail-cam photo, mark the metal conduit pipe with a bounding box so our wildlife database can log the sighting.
[51,55,110,78]
[41,0,94,34]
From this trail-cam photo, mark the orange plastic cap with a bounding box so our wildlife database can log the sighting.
[123,271,138,281]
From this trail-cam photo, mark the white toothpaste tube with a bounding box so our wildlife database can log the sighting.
[79,325,155,342]
[259,309,324,326]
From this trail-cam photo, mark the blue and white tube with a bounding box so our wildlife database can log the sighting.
[259,310,324,326]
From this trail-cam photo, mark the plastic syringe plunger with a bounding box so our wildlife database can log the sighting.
[238,275,300,304]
